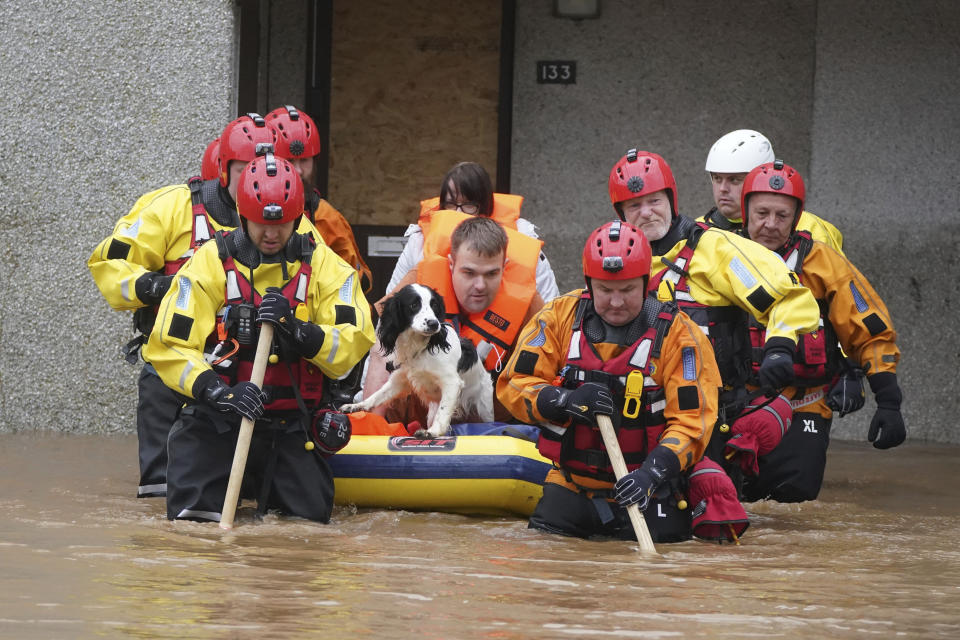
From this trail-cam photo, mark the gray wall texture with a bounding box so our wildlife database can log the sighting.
[1,0,956,445]
[511,0,959,443]
[0,1,236,433]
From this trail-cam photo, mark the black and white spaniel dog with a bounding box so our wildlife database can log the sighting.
[341,283,494,437]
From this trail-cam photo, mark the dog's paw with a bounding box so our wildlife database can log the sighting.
[426,423,451,438]
[413,428,432,439]
[339,403,364,414]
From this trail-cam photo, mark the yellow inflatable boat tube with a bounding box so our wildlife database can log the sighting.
[329,429,552,517]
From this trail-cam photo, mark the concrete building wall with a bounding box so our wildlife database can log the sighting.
[807,0,960,442]
[511,0,958,443]
[0,0,236,433]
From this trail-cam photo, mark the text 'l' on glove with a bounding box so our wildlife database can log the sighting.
[613,445,681,511]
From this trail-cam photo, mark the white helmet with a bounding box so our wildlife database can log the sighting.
[705,129,775,173]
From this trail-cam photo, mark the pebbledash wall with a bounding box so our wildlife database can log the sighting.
[1,0,956,445]
[0,1,237,434]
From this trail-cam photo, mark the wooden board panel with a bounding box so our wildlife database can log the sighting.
[328,0,502,226]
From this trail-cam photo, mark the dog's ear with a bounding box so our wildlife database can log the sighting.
[377,292,405,356]
[428,287,446,321]
[427,326,451,354]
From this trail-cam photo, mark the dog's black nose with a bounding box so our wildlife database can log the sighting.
[425,318,440,332]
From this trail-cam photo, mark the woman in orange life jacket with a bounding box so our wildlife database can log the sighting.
[497,221,748,543]
[385,161,559,303]
[265,105,373,294]
[738,160,905,503]
[88,113,276,500]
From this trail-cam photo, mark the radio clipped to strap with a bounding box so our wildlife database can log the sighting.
[623,369,644,419]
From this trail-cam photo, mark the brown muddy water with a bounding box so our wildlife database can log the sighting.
[1,432,958,640]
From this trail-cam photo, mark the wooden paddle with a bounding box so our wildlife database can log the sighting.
[219,323,274,530]
[596,414,657,555]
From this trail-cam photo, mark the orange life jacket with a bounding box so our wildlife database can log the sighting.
[416,210,540,372]
[417,193,523,237]
[536,294,677,482]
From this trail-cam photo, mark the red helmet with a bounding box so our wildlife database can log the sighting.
[200,137,220,181]
[583,220,652,284]
[218,113,277,187]
[266,105,321,159]
[741,159,805,231]
[608,149,678,219]
[236,153,304,225]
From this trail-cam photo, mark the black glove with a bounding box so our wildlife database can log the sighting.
[536,382,614,425]
[826,361,866,417]
[203,379,266,421]
[867,372,906,449]
[613,445,681,510]
[135,272,174,305]
[757,338,796,390]
[311,410,352,456]
[257,288,325,358]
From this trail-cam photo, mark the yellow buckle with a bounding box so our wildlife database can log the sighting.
[622,370,644,419]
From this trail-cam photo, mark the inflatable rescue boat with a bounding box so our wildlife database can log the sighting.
[329,422,551,516]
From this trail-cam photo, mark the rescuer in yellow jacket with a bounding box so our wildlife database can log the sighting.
[607,150,821,429]
[266,105,373,293]
[497,221,750,543]
[87,113,277,499]
[144,153,374,522]
[737,160,904,502]
[698,129,844,252]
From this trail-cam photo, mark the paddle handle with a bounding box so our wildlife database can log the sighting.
[220,323,275,530]
[597,414,657,555]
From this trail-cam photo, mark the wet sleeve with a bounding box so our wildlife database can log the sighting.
[694,228,821,344]
[496,292,579,424]
[651,312,721,472]
[87,186,186,310]
[303,245,376,380]
[142,242,225,398]
[809,244,899,376]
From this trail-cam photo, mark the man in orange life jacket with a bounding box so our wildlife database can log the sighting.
[265,105,373,294]
[88,113,276,498]
[363,215,544,424]
[386,161,559,302]
[737,160,905,502]
[497,221,746,543]
[143,152,374,522]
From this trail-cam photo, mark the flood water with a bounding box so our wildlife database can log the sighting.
[1,432,958,639]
